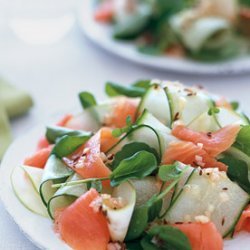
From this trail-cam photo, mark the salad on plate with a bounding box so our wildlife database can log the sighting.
[11,79,250,250]
[94,0,250,62]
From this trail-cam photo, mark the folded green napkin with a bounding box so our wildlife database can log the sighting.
[0,78,33,159]
[0,78,33,118]
[0,103,12,159]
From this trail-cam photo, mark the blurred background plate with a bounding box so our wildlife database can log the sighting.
[78,0,250,75]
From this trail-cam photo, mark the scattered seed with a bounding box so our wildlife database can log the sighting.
[207,132,212,138]
[175,222,183,224]
[222,187,228,191]
[221,217,225,226]
[174,112,180,121]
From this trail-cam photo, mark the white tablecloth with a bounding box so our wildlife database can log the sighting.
[0,21,250,249]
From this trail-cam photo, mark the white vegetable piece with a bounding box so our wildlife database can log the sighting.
[11,166,48,217]
[102,182,136,242]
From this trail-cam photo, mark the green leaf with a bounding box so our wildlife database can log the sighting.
[46,126,92,144]
[158,164,182,182]
[220,155,250,194]
[230,101,239,111]
[132,80,151,89]
[111,142,160,169]
[240,0,250,7]
[79,91,97,109]
[110,151,157,187]
[234,125,250,156]
[208,106,220,116]
[126,239,143,250]
[147,195,162,222]
[105,82,147,97]
[140,235,158,250]
[142,225,192,250]
[52,135,91,158]
[126,205,149,241]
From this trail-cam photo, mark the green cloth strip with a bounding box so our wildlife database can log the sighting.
[0,78,33,118]
[0,103,12,159]
[0,78,33,159]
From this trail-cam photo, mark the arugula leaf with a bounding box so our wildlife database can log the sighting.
[46,126,92,144]
[208,107,220,116]
[105,82,147,97]
[132,80,151,89]
[141,225,192,250]
[158,164,182,182]
[220,155,250,193]
[79,91,97,109]
[240,0,250,7]
[126,239,143,250]
[111,142,160,169]
[52,135,91,158]
[147,195,162,222]
[230,101,239,111]
[233,125,250,156]
[110,151,157,186]
[126,205,149,241]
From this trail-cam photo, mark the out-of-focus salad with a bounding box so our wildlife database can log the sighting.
[12,80,250,250]
[94,0,250,62]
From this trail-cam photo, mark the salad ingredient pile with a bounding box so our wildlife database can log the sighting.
[12,79,250,250]
[94,0,250,62]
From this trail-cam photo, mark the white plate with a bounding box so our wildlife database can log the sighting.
[78,0,250,75]
[0,124,250,250]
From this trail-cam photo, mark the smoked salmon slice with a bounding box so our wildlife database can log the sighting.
[55,188,110,250]
[215,97,233,110]
[104,97,139,128]
[162,141,227,171]
[94,0,114,22]
[172,124,240,157]
[235,205,250,233]
[173,222,223,250]
[24,145,53,169]
[63,129,111,186]
[100,127,119,152]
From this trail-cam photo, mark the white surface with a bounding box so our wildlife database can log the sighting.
[0,125,250,250]
[79,0,250,75]
[0,6,250,250]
